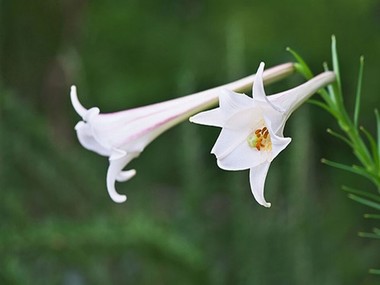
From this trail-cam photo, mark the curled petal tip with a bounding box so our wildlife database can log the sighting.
[70,85,88,118]
[106,151,137,203]
[107,172,128,203]
[116,169,136,182]
[110,192,127,203]
[263,202,271,208]
[257,199,271,208]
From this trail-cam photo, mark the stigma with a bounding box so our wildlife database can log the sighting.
[247,126,272,151]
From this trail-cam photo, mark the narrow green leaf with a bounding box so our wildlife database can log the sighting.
[369,269,380,275]
[319,90,335,108]
[326,128,353,147]
[364,214,380,219]
[308,99,328,110]
[286,47,313,79]
[351,165,380,185]
[348,194,380,210]
[360,126,379,168]
[354,56,364,128]
[330,35,348,113]
[331,35,342,94]
[317,89,335,108]
[322,159,376,182]
[322,62,338,107]
[342,185,380,202]
[308,100,337,116]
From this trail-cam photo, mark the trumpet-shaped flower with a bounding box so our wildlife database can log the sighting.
[190,62,335,207]
[71,87,217,203]
[70,63,295,203]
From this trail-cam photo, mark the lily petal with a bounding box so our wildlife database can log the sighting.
[70,86,88,118]
[249,162,271,208]
[75,121,111,156]
[189,89,255,128]
[263,117,292,160]
[212,128,267,170]
[189,108,224,127]
[223,105,261,130]
[253,62,284,113]
[219,89,254,115]
[106,151,139,203]
[116,170,137,182]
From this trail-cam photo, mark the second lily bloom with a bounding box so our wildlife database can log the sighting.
[190,63,335,207]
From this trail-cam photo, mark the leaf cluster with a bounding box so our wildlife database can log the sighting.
[290,37,380,274]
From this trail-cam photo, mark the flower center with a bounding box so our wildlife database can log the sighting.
[247,126,272,151]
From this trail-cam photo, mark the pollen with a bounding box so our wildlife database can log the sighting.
[247,126,272,151]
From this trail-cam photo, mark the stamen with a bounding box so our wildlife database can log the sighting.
[256,143,261,151]
[247,126,272,151]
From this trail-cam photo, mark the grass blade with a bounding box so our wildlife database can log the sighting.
[321,159,376,182]
[360,126,379,168]
[352,165,380,185]
[322,62,338,107]
[342,185,380,202]
[348,194,380,210]
[286,47,314,79]
[331,35,342,94]
[326,128,352,147]
[354,56,364,128]
[308,100,337,116]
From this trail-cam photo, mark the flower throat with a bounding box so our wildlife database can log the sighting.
[247,127,272,151]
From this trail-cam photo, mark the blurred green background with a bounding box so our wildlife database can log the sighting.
[1,0,380,284]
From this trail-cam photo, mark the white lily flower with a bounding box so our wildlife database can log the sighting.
[190,62,335,207]
[70,63,295,203]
